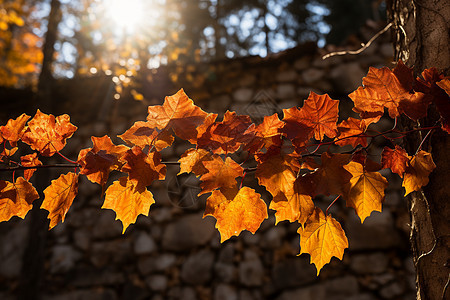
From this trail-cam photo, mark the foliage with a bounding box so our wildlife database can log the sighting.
[0,0,43,87]
[0,61,448,275]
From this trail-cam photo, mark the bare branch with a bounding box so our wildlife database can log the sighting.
[322,22,393,60]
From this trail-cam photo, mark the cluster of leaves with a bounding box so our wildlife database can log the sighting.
[0,0,42,87]
[0,61,448,274]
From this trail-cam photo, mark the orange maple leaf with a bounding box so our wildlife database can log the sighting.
[178,148,213,176]
[146,89,208,143]
[121,146,166,189]
[0,113,30,147]
[21,110,77,156]
[281,92,339,148]
[381,145,409,177]
[343,161,388,223]
[199,155,243,195]
[77,135,129,186]
[20,153,42,180]
[350,65,429,120]
[243,113,284,153]
[41,172,79,229]
[0,177,39,222]
[203,187,268,242]
[255,150,300,198]
[402,150,436,195]
[197,111,254,154]
[118,121,174,151]
[269,177,314,225]
[102,177,155,233]
[298,207,348,275]
[335,117,367,148]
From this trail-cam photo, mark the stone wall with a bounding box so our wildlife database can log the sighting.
[0,24,417,300]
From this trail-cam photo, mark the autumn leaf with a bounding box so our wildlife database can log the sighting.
[335,117,367,148]
[21,110,77,156]
[437,77,450,95]
[281,92,339,148]
[203,187,268,242]
[121,146,166,189]
[146,89,208,143]
[269,177,314,225]
[0,177,39,222]
[118,121,174,151]
[0,146,18,162]
[196,113,218,140]
[299,92,339,140]
[41,172,79,229]
[102,177,155,233]
[0,113,30,146]
[243,113,284,153]
[298,207,348,275]
[77,135,129,187]
[197,111,254,154]
[299,153,351,197]
[350,66,429,120]
[178,148,213,176]
[343,161,388,223]
[381,145,409,177]
[403,150,436,195]
[416,69,450,133]
[255,150,300,198]
[199,155,243,195]
[20,153,42,180]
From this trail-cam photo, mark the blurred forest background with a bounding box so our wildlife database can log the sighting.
[1,0,385,91]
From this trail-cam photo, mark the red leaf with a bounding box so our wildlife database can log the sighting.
[121,146,166,189]
[381,145,409,177]
[197,111,254,154]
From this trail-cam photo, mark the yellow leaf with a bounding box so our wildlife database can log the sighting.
[269,178,314,225]
[298,207,348,275]
[178,148,212,176]
[402,150,436,195]
[102,177,155,233]
[344,161,388,223]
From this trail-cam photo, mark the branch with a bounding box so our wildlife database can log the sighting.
[322,22,393,60]
[0,164,80,172]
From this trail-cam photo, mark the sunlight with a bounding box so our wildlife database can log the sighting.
[105,0,146,34]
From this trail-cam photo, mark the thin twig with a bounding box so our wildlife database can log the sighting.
[0,164,80,172]
[162,161,181,165]
[322,22,393,60]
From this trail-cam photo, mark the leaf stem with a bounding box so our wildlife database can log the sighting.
[326,195,341,216]
[56,150,77,164]
[239,171,247,189]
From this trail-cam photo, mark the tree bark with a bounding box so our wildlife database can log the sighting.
[387,1,450,299]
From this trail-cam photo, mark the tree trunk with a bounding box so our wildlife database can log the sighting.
[36,0,61,113]
[387,1,450,299]
[19,1,62,299]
